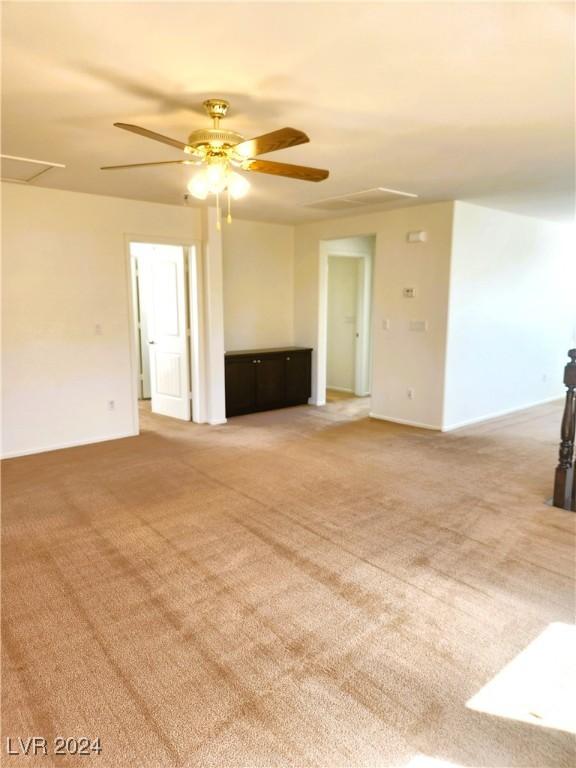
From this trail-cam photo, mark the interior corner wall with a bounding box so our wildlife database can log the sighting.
[443,202,576,430]
[294,202,455,428]
[222,219,295,351]
[1,183,202,458]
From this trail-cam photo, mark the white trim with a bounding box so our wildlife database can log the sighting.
[208,418,228,426]
[316,236,376,405]
[316,242,329,403]
[369,412,441,431]
[125,235,204,430]
[1,431,137,460]
[187,244,205,424]
[441,395,564,432]
[327,385,354,393]
[124,238,140,437]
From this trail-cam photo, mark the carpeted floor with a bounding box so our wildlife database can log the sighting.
[2,399,575,767]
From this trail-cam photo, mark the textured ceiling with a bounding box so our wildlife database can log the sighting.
[2,1,574,223]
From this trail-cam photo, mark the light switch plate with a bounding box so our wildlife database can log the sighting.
[407,230,427,243]
[403,287,416,298]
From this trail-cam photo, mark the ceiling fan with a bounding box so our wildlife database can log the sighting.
[101,98,329,223]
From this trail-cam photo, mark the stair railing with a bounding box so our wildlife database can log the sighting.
[553,348,576,511]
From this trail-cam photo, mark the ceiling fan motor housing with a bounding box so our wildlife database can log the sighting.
[187,128,245,151]
[203,98,229,120]
[188,100,245,153]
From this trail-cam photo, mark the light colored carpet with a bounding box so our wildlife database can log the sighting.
[2,399,575,767]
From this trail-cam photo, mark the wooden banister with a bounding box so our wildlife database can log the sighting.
[553,348,576,511]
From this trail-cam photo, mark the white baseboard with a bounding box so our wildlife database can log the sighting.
[441,395,564,432]
[1,431,138,460]
[369,413,441,431]
[208,418,227,426]
[370,396,563,435]
[326,386,354,393]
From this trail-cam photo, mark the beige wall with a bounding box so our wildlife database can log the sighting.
[1,183,202,457]
[444,202,576,428]
[222,219,294,351]
[294,202,455,428]
[5,184,571,457]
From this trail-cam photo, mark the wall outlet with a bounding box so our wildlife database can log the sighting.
[409,320,428,332]
[382,318,390,330]
[107,400,115,411]
[94,324,102,336]
[407,388,415,400]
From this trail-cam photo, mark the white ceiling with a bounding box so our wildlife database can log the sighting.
[2,1,574,224]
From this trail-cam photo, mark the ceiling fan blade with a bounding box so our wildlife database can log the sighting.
[114,123,200,155]
[234,127,309,158]
[101,160,192,170]
[242,158,329,182]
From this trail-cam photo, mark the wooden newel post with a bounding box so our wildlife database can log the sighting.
[553,349,576,511]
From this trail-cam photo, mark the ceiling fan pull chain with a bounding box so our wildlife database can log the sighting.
[227,187,232,224]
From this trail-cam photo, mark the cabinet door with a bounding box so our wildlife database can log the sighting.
[256,356,286,409]
[225,359,257,416]
[286,352,311,404]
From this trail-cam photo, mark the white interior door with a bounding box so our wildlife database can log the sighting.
[137,244,191,420]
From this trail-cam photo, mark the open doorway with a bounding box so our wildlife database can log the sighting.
[319,236,374,408]
[129,240,202,426]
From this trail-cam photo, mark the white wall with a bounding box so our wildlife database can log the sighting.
[294,202,455,428]
[1,183,203,457]
[222,219,294,351]
[327,256,359,391]
[443,202,576,429]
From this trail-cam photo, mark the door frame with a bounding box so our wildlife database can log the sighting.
[316,236,375,405]
[125,234,204,433]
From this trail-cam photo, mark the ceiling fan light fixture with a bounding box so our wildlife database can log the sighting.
[187,172,209,200]
[204,161,229,193]
[228,171,250,200]
[187,164,250,204]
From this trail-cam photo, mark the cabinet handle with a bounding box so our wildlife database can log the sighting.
[252,359,258,364]
[286,356,291,361]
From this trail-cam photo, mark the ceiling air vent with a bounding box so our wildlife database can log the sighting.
[0,154,66,183]
[305,186,418,211]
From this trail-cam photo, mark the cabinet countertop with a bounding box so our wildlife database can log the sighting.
[225,346,313,357]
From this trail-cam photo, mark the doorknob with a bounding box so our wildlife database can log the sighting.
[148,340,156,345]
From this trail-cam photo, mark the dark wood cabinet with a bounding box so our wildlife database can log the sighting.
[225,347,312,417]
